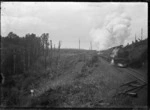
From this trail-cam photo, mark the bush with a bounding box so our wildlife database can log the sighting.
[86,54,99,67]
[117,49,129,58]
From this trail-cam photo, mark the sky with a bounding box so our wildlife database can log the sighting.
[1,2,148,50]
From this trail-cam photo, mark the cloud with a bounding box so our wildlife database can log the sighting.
[1,2,91,37]
[1,16,48,36]
[90,5,132,50]
[88,3,147,50]
[1,2,148,49]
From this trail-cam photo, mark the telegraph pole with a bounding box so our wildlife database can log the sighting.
[141,28,143,40]
[79,39,80,50]
[90,41,92,50]
[135,34,137,42]
[54,44,55,50]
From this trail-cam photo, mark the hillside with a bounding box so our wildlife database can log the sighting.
[99,38,148,70]
[1,33,147,109]
[22,51,147,108]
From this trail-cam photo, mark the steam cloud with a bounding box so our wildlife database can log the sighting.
[90,12,132,50]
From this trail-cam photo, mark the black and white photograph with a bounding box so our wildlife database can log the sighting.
[1,2,148,109]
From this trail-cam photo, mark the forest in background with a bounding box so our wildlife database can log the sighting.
[1,32,96,107]
[1,32,62,106]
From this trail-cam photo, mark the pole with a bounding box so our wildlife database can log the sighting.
[90,41,92,50]
[135,34,137,43]
[141,28,143,40]
[79,39,80,50]
[50,40,53,67]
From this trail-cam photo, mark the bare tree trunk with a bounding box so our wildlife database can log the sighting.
[56,41,61,69]
[13,49,16,74]
[50,40,53,51]
[50,40,53,67]
[45,50,46,70]
[23,48,25,72]
[0,73,5,106]
[28,49,30,70]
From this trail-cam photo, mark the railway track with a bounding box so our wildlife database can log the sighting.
[118,67,147,84]
[100,56,147,84]
[127,68,147,78]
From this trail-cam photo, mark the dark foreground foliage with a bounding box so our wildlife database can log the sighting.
[1,32,96,107]
[1,32,54,107]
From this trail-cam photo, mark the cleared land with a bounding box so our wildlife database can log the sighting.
[21,50,147,108]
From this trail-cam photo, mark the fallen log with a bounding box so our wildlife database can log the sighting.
[120,80,138,87]
[127,92,137,97]
[123,83,146,93]
[128,83,141,87]
[114,83,147,98]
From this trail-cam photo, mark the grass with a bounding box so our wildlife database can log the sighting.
[28,79,104,107]
[2,47,147,108]
[22,52,102,107]
[26,52,121,108]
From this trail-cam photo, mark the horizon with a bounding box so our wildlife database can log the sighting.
[2,31,147,51]
[1,2,148,50]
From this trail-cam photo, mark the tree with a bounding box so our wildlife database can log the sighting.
[41,33,49,69]
[1,32,49,106]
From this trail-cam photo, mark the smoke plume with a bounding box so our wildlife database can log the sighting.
[90,12,132,50]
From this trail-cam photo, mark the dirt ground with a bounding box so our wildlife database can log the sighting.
[26,52,147,108]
